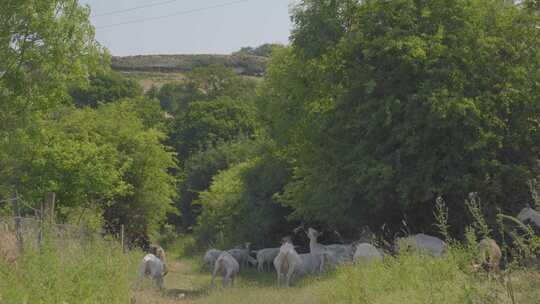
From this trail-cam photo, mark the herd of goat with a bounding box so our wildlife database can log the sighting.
[137,205,540,289]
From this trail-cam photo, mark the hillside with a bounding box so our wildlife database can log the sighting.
[111,54,268,76]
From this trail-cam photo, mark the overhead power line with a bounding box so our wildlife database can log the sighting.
[95,0,252,30]
[92,0,181,18]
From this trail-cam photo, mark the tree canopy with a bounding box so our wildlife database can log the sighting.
[69,68,143,108]
[0,0,102,194]
[260,0,540,233]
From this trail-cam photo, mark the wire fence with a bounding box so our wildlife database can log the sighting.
[1,192,127,258]
[0,216,120,252]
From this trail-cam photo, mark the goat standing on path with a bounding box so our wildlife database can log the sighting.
[227,242,256,269]
[137,254,166,290]
[149,244,168,276]
[254,247,280,272]
[203,249,223,271]
[274,239,328,287]
[211,251,240,287]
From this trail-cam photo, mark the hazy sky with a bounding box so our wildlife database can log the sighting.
[80,0,293,56]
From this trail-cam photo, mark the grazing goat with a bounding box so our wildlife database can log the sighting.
[473,238,502,274]
[517,206,540,227]
[227,242,256,269]
[273,241,328,287]
[353,243,383,264]
[202,249,223,271]
[137,254,166,290]
[396,233,446,257]
[211,251,239,287]
[253,247,280,272]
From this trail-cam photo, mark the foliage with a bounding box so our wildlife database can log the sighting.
[233,44,282,57]
[0,0,102,195]
[262,0,540,233]
[148,65,257,115]
[174,138,262,230]
[148,65,260,232]
[21,100,176,242]
[170,96,259,162]
[194,150,292,249]
[69,68,143,108]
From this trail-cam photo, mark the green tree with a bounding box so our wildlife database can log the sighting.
[174,138,261,230]
[264,0,540,233]
[0,0,101,196]
[233,44,281,57]
[69,68,142,108]
[170,96,259,161]
[149,65,257,115]
[26,101,176,243]
[194,150,292,248]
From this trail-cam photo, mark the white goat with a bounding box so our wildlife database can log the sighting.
[253,247,280,272]
[202,249,223,271]
[353,243,383,264]
[307,227,353,262]
[273,241,328,287]
[227,242,256,269]
[137,254,166,290]
[211,251,239,287]
[396,233,446,257]
[149,244,168,276]
[517,206,540,227]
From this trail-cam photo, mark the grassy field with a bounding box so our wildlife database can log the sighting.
[3,233,540,304]
[133,248,540,304]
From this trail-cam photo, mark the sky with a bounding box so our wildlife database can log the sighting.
[80,0,294,56]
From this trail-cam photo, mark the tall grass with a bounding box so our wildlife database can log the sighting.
[3,233,540,304]
[0,235,133,304]
[318,250,540,304]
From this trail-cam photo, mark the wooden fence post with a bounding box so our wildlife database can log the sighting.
[121,224,125,253]
[44,192,56,226]
[12,191,23,254]
[38,200,44,248]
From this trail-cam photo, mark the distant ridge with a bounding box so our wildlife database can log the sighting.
[111,54,268,76]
